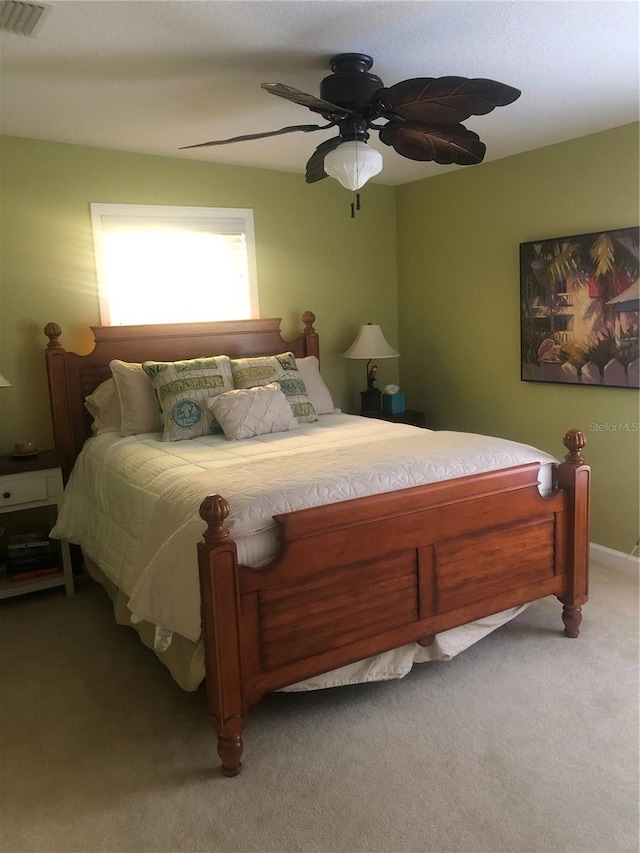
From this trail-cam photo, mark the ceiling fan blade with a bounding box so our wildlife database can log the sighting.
[261,82,351,116]
[180,123,333,150]
[305,137,343,183]
[374,77,521,125]
[378,122,486,165]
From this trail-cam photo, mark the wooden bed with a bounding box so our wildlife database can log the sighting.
[44,312,590,777]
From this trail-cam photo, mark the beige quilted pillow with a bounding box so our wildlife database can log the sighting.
[207,383,300,440]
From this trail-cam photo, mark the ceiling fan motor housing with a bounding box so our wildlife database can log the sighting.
[320,53,383,111]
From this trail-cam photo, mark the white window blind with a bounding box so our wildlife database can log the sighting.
[90,204,259,326]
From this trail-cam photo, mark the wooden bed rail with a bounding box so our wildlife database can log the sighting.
[197,430,590,777]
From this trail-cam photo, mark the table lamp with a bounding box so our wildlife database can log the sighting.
[343,323,399,413]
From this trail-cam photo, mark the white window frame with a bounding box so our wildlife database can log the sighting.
[90,203,259,325]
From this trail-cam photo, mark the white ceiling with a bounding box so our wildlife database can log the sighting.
[1,0,638,186]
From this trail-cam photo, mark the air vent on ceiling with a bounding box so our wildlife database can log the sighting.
[0,0,50,36]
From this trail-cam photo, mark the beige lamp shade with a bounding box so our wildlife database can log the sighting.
[343,324,399,360]
[0,373,11,388]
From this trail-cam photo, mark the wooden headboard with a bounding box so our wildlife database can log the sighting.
[44,311,319,475]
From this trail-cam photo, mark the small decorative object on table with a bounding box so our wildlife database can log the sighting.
[382,384,406,414]
[10,441,39,458]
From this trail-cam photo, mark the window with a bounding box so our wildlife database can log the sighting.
[90,204,259,325]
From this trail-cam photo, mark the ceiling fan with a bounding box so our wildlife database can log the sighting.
[181,53,521,192]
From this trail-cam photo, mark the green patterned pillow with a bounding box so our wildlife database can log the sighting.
[142,356,234,441]
[230,352,318,423]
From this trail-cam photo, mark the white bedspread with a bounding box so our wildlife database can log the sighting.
[52,414,556,651]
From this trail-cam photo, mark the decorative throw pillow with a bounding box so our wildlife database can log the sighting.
[295,356,340,415]
[142,355,233,441]
[84,378,122,434]
[207,383,300,441]
[109,360,163,436]
[230,352,318,423]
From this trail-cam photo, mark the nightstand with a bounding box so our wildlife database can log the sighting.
[0,451,74,600]
[359,409,427,428]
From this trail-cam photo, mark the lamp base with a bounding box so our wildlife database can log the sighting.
[359,388,382,414]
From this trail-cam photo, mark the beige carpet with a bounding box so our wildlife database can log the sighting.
[1,560,638,853]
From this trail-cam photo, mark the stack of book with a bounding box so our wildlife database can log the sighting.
[6,532,61,582]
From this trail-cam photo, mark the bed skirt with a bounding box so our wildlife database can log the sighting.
[84,554,530,694]
[84,555,205,691]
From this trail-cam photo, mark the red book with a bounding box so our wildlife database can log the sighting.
[9,566,62,582]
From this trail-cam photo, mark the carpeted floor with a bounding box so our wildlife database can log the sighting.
[0,559,638,853]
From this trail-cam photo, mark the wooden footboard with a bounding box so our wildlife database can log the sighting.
[198,430,590,776]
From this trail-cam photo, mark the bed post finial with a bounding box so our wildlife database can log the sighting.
[563,429,587,465]
[44,322,63,349]
[302,311,316,333]
[199,495,231,545]
[301,311,319,360]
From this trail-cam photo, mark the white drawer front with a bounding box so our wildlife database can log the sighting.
[1,475,50,508]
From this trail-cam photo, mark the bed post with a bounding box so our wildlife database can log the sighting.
[301,311,320,360]
[44,323,75,475]
[556,429,590,638]
[198,495,246,777]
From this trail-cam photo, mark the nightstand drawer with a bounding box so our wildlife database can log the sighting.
[1,474,50,508]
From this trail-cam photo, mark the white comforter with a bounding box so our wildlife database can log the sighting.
[52,414,556,648]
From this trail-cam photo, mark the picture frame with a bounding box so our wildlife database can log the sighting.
[520,226,639,388]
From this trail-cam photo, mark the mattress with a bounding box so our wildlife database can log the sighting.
[51,414,557,690]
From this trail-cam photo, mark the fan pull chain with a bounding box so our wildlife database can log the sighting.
[351,136,361,218]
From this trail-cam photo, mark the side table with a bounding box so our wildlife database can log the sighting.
[358,409,427,428]
[0,450,74,599]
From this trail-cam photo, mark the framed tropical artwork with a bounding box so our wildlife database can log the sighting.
[520,226,639,389]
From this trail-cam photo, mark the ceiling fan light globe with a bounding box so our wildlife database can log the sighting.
[324,141,383,191]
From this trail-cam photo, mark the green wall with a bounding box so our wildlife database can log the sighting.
[396,123,639,552]
[1,127,638,551]
[0,135,398,452]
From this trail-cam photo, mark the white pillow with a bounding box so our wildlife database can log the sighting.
[230,352,318,423]
[84,378,121,434]
[143,355,234,441]
[109,360,163,436]
[295,356,339,415]
[207,383,300,440]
